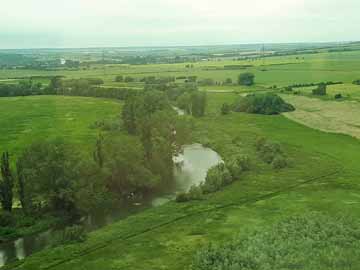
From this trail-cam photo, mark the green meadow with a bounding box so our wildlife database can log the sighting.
[4,92,360,270]
[0,96,122,156]
[2,47,360,269]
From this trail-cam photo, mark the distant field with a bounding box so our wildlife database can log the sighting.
[293,83,360,101]
[282,94,360,139]
[1,50,360,90]
[0,96,122,156]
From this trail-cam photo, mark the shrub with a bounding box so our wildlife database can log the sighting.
[334,93,342,99]
[352,79,360,85]
[227,155,250,179]
[255,137,267,151]
[187,185,203,200]
[312,83,327,95]
[224,78,233,85]
[238,72,255,86]
[176,192,189,202]
[272,155,288,169]
[233,93,295,115]
[0,211,13,226]
[256,138,286,165]
[220,103,231,115]
[201,163,232,194]
[115,75,123,82]
[192,213,360,270]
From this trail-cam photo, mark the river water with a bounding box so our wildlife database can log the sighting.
[0,144,222,267]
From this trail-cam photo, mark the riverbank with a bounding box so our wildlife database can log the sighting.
[0,144,222,267]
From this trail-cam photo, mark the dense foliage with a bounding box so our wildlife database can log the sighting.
[233,93,295,115]
[352,79,360,85]
[0,79,138,100]
[255,137,289,169]
[238,72,255,86]
[192,213,360,270]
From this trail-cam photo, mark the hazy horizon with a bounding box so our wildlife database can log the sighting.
[1,0,359,49]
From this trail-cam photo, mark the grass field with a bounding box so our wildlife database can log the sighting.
[282,94,360,139]
[1,50,360,90]
[0,96,122,157]
[4,92,360,270]
[2,47,360,269]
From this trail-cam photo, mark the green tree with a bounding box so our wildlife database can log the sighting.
[17,139,83,215]
[0,152,14,212]
[93,133,104,168]
[238,72,255,86]
[103,135,159,199]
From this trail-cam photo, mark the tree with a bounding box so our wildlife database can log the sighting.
[16,139,83,215]
[238,72,255,86]
[16,159,31,214]
[102,135,159,199]
[0,152,14,212]
[191,91,207,117]
[93,133,104,168]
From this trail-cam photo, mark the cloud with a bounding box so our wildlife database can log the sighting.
[0,0,359,48]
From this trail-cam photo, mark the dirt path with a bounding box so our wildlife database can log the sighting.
[282,95,360,139]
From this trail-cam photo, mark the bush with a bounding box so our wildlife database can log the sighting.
[192,213,360,270]
[176,192,189,203]
[352,79,360,85]
[334,93,343,99]
[233,93,295,115]
[224,78,233,85]
[227,155,250,179]
[0,211,13,226]
[255,137,267,151]
[312,83,327,95]
[220,103,231,115]
[201,163,232,194]
[238,72,255,86]
[115,75,124,82]
[187,185,203,200]
[272,155,288,169]
[256,138,286,166]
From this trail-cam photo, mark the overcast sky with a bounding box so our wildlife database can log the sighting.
[0,0,359,49]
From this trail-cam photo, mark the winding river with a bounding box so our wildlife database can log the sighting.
[0,144,222,267]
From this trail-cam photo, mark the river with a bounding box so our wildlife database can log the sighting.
[0,143,222,267]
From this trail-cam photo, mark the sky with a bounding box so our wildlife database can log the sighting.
[0,0,359,49]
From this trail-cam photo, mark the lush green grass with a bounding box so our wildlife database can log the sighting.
[0,95,122,157]
[2,47,360,269]
[5,93,360,270]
